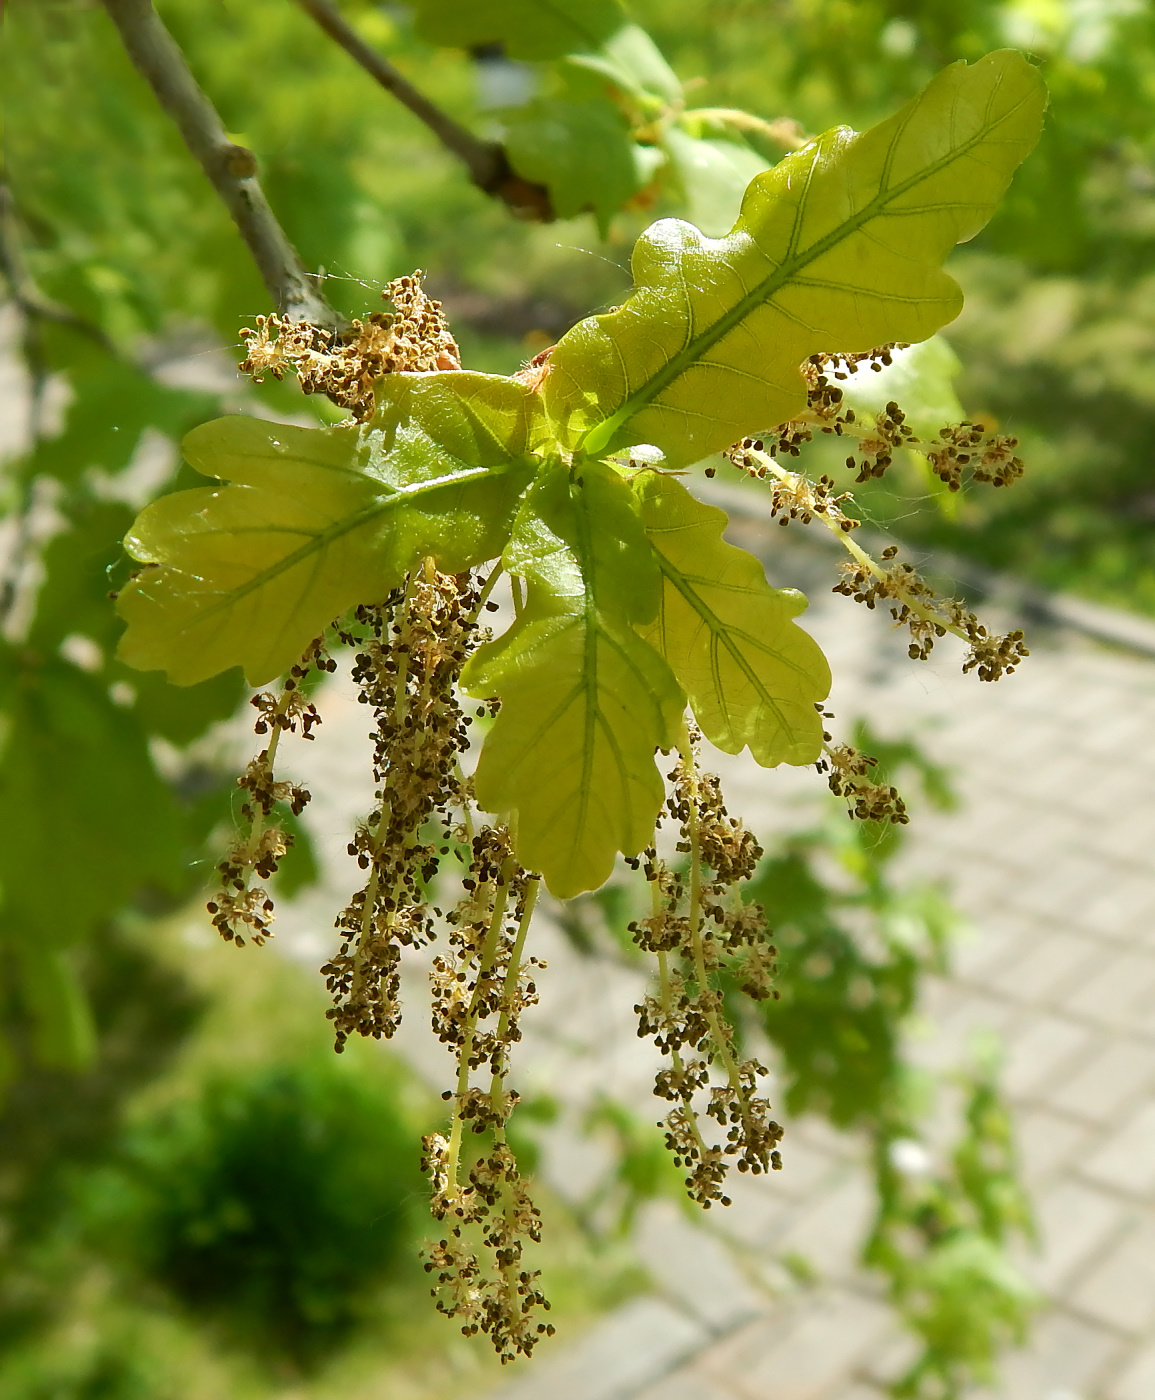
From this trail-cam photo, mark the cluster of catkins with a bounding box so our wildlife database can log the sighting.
[833,547,1028,679]
[723,341,1032,684]
[207,640,330,946]
[628,734,784,1207]
[205,312,1032,1361]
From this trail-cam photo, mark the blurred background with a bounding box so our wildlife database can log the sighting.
[3,2,1155,1397]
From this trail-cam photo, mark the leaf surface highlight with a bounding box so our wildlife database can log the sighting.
[544,50,1046,467]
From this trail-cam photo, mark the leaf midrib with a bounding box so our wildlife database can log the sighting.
[171,463,497,629]
[580,80,1022,456]
[653,551,808,743]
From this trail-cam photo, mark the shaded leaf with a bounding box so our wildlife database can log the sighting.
[565,24,681,103]
[663,128,770,238]
[503,90,662,230]
[842,334,965,439]
[463,461,684,896]
[10,944,98,1072]
[543,51,1046,467]
[0,650,186,947]
[634,471,829,766]
[117,374,538,686]
[410,0,627,62]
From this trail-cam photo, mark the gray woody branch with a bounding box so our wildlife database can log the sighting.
[102,0,344,328]
[295,0,553,221]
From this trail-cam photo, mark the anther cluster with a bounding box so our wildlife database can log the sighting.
[833,552,1028,679]
[322,569,482,1051]
[820,743,910,824]
[422,837,552,1361]
[629,734,783,1207]
[239,271,461,421]
[206,639,332,945]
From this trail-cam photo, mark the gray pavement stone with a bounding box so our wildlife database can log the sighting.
[486,1297,708,1400]
[1014,1107,1096,1190]
[698,1289,891,1400]
[973,1308,1125,1400]
[632,1372,743,1400]
[1108,1339,1155,1400]
[634,1201,765,1333]
[1067,1213,1155,1335]
[1076,878,1155,948]
[762,1173,875,1284]
[992,931,1101,1006]
[1028,1181,1127,1294]
[1002,1016,1099,1099]
[1051,1039,1155,1126]
[1081,1099,1155,1198]
[1058,952,1155,1034]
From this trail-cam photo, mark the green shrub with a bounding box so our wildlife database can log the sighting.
[88,1053,425,1366]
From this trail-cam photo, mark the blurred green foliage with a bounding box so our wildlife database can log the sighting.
[82,1055,424,1365]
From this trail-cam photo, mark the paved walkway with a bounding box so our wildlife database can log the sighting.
[279,480,1155,1400]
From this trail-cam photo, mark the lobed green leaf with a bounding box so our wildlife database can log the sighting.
[634,471,830,767]
[117,374,538,686]
[543,50,1046,467]
[502,88,662,231]
[463,461,684,897]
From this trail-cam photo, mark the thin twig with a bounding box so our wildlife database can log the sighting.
[101,0,343,328]
[0,180,111,348]
[294,0,554,221]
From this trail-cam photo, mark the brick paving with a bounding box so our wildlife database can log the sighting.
[278,481,1155,1400]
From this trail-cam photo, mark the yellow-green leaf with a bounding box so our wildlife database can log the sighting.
[544,50,1046,467]
[463,461,684,897]
[634,471,830,766]
[117,373,537,686]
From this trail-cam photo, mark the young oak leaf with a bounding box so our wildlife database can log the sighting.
[634,471,830,767]
[543,50,1046,467]
[462,460,684,898]
[117,373,537,687]
[503,89,664,232]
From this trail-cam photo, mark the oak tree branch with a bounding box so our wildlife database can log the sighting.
[102,0,344,328]
[295,0,554,221]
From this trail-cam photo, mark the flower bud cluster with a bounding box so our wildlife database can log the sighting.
[924,421,1024,491]
[431,828,542,1079]
[207,639,331,946]
[239,271,461,421]
[421,1136,553,1362]
[421,832,551,1359]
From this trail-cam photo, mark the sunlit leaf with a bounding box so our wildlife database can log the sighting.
[544,50,1046,467]
[463,460,684,897]
[117,374,538,686]
[634,471,829,766]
